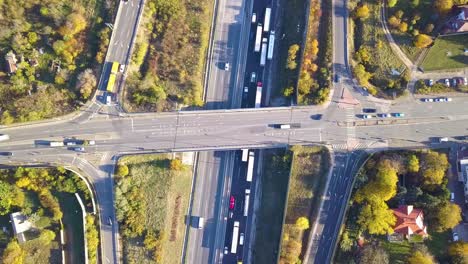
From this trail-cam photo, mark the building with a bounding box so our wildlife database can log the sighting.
[443,5,468,34]
[457,146,468,205]
[391,205,428,240]
[9,212,32,243]
[5,51,17,74]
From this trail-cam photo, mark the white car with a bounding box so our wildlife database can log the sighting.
[464,77,467,86]
[239,233,244,245]
[251,13,257,23]
[244,86,249,93]
[363,114,372,119]
[453,232,459,242]
[443,97,452,102]
[119,64,125,73]
[378,113,391,118]
[0,134,10,141]
[224,63,230,71]
[224,246,229,255]
[250,72,256,83]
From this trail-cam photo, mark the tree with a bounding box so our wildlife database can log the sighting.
[434,0,453,15]
[282,86,294,97]
[340,231,353,252]
[354,159,399,203]
[434,202,461,231]
[286,44,300,70]
[410,0,420,8]
[388,0,398,7]
[357,199,396,235]
[76,69,97,100]
[295,217,310,230]
[414,34,433,48]
[58,13,87,36]
[388,16,401,28]
[424,24,435,34]
[1,111,15,125]
[355,46,371,64]
[352,64,372,87]
[170,159,183,171]
[408,250,435,264]
[39,229,56,245]
[399,22,408,32]
[116,164,129,177]
[360,245,389,264]
[448,242,468,264]
[1,240,25,264]
[407,154,419,173]
[0,181,15,215]
[355,4,370,19]
[420,151,448,187]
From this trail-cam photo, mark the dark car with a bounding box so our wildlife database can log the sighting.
[311,114,323,120]
[362,108,377,113]
[334,74,340,83]
[0,152,13,156]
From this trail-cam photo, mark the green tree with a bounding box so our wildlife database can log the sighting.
[1,111,15,125]
[39,229,56,245]
[434,202,461,231]
[76,69,97,100]
[340,231,353,252]
[355,46,371,64]
[0,181,15,215]
[295,217,310,230]
[355,4,370,19]
[282,86,294,97]
[357,199,396,235]
[408,250,435,264]
[169,159,184,171]
[286,44,300,70]
[414,34,433,48]
[388,0,398,7]
[410,0,420,8]
[434,0,453,15]
[354,160,398,203]
[360,245,389,264]
[420,151,448,187]
[1,240,25,264]
[116,164,129,177]
[407,154,420,173]
[448,242,468,264]
[352,64,372,88]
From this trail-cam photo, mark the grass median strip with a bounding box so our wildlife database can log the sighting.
[115,154,193,264]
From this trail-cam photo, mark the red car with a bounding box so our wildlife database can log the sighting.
[229,196,235,210]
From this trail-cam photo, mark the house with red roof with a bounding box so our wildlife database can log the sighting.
[389,205,427,241]
[443,5,468,34]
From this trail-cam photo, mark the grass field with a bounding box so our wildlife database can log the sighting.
[421,34,468,71]
[279,145,330,262]
[116,154,193,264]
[252,149,292,264]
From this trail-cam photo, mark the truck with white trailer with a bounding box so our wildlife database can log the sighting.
[254,24,263,52]
[267,31,275,60]
[263,8,271,32]
[260,38,268,66]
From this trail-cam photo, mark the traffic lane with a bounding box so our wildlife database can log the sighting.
[186,151,224,264]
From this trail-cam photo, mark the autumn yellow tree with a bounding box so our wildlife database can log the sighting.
[434,0,453,15]
[295,217,310,230]
[414,34,433,48]
[355,4,370,19]
[435,202,461,231]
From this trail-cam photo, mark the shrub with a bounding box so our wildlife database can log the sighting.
[295,217,310,230]
[170,159,184,171]
[286,44,300,70]
[414,34,432,48]
[116,164,129,177]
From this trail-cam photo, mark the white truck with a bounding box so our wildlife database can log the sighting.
[49,141,64,147]
[254,24,263,52]
[260,38,268,66]
[263,7,271,32]
[267,31,275,60]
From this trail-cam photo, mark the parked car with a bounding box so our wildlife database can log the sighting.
[335,74,340,83]
[239,233,245,245]
[453,232,459,242]
[66,141,77,146]
[362,114,373,119]
[434,98,443,102]
[438,137,449,143]
[108,217,113,226]
[251,13,257,23]
[229,196,235,209]
[244,86,249,93]
[393,113,405,117]
[442,97,452,102]
[224,246,229,255]
[450,192,455,202]
[224,62,230,71]
[464,77,467,86]
[444,78,450,87]
[451,78,457,87]
[427,79,434,86]
[422,98,433,102]
[119,64,125,73]
[73,147,85,152]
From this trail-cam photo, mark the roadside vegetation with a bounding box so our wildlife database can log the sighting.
[421,34,468,71]
[414,78,468,94]
[296,0,332,105]
[350,0,409,98]
[0,0,116,125]
[114,154,193,263]
[0,167,93,264]
[335,150,462,264]
[124,0,214,112]
[252,149,292,264]
[279,145,330,263]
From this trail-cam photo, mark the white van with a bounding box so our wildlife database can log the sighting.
[450,192,455,202]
